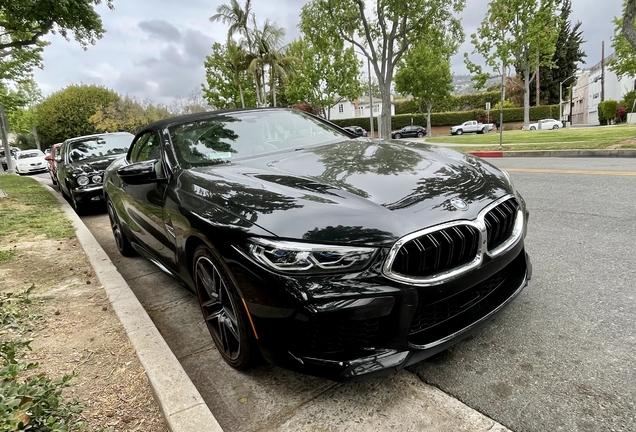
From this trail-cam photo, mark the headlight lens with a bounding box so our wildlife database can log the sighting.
[91,175,102,184]
[248,238,377,274]
[77,175,89,186]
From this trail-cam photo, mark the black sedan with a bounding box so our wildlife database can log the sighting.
[391,125,426,139]
[103,108,531,381]
[56,132,134,213]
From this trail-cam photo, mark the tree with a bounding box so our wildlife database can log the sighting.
[0,0,113,81]
[467,0,560,128]
[611,0,636,78]
[300,0,465,138]
[285,37,363,118]
[530,0,585,105]
[394,41,455,136]
[210,0,264,106]
[203,42,256,109]
[36,84,119,145]
[89,95,172,133]
[171,88,212,114]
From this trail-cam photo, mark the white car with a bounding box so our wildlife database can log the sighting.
[14,150,48,175]
[450,120,494,135]
[528,118,561,130]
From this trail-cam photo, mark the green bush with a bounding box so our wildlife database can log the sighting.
[330,105,559,130]
[395,99,420,115]
[598,100,618,125]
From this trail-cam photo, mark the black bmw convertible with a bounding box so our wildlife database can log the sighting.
[104,108,532,381]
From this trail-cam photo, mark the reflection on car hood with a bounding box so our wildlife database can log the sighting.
[70,155,125,173]
[184,140,512,245]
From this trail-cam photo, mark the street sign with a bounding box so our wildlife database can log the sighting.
[485,102,491,110]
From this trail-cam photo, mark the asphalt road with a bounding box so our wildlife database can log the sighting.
[34,158,636,431]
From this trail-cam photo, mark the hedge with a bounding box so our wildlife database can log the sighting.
[331,105,560,129]
[394,91,503,115]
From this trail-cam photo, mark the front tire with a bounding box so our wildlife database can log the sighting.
[417,132,425,138]
[107,200,136,257]
[193,245,259,370]
[530,126,536,130]
[456,129,463,135]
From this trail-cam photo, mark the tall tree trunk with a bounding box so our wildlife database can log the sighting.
[523,65,531,129]
[379,82,392,138]
[535,65,540,106]
[238,82,245,108]
[253,70,261,107]
[426,101,432,137]
[272,69,277,107]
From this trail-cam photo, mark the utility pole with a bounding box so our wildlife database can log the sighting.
[601,40,605,102]
[0,104,15,174]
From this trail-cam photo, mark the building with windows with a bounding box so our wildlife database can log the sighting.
[329,95,395,121]
[568,53,635,125]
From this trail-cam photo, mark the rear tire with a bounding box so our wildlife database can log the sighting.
[417,132,425,138]
[530,126,536,130]
[193,245,259,370]
[107,200,136,257]
[394,133,402,139]
[552,124,559,130]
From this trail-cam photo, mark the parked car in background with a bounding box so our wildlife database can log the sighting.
[450,121,494,135]
[44,143,63,186]
[391,125,426,139]
[528,119,561,130]
[14,150,48,175]
[343,126,368,137]
[56,132,134,213]
[0,147,20,170]
[104,108,531,381]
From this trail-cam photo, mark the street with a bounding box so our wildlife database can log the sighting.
[36,157,636,431]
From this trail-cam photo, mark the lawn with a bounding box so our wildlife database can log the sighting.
[426,124,636,147]
[0,175,74,240]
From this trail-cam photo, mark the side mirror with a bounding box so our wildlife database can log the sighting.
[55,155,62,163]
[117,160,159,185]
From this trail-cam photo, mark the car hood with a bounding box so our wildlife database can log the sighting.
[16,157,46,163]
[182,140,513,246]
[69,155,125,174]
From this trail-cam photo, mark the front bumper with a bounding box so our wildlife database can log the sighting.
[230,237,531,382]
[17,165,48,173]
[71,184,104,203]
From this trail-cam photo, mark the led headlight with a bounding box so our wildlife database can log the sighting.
[248,238,377,274]
[77,175,89,186]
[91,175,102,184]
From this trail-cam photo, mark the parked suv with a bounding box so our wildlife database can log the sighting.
[391,125,426,139]
[0,147,20,170]
[56,132,134,213]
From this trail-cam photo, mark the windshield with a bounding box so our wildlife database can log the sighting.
[68,134,133,163]
[18,150,44,159]
[168,110,349,166]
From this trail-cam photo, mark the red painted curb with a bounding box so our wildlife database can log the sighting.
[468,151,504,158]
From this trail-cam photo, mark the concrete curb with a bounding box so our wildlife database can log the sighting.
[33,178,223,432]
[468,149,636,158]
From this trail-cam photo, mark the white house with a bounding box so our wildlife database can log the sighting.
[569,53,636,125]
[328,95,396,121]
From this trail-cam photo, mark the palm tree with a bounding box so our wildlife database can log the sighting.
[249,20,297,107]
[210,0,263,106]
[226,40,249,108]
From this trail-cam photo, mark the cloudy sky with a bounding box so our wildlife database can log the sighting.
[33,0,622,103]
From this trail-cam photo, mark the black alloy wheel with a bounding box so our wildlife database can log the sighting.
[107,200,136,257]
[193,245,257,370]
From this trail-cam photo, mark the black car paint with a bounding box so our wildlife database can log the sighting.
[391,125,426,139]
[104,108,531,381]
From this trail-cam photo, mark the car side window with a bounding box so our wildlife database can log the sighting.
[131,133,161,163]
